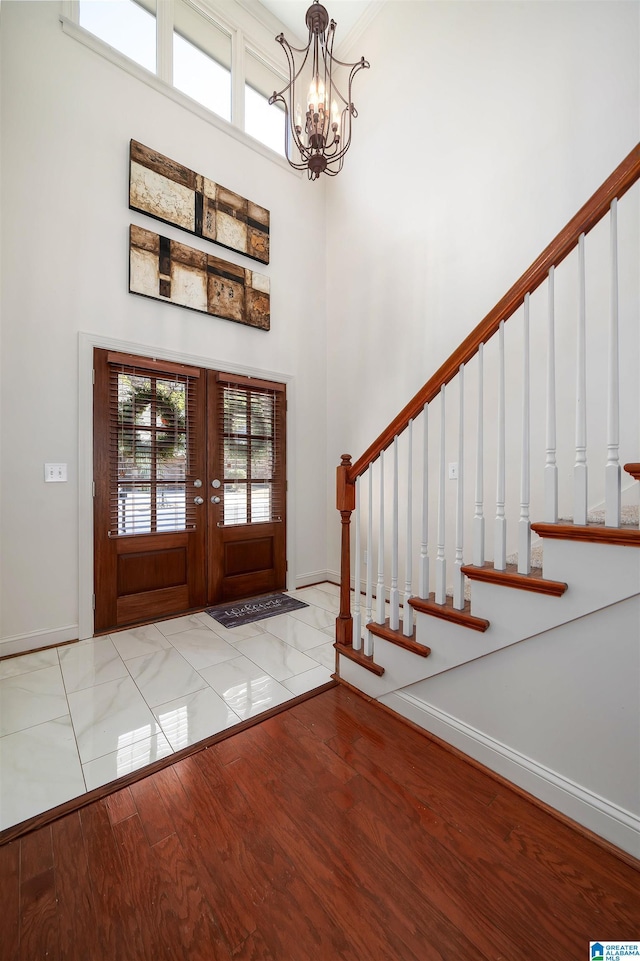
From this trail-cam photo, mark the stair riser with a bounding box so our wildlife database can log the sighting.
[340,537,640,699]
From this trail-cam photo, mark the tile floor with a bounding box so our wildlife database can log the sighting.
[0,584,339,833]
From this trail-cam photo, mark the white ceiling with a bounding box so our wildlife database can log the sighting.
[256,1,376,47]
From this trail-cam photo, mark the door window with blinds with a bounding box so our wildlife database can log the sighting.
[109,358,199,536]
[219,377,285,527]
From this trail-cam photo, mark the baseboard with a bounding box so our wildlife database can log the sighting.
[0,625,79,659]
[380,690,640,860]
[295,571,334,589]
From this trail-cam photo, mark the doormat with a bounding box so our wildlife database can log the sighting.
[206,593,308,629]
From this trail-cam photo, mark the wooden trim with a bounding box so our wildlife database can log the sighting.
[0,681,338,846]
[409,593,490,632]
[348,144,640,482]
[334,642,385,675]
[368,692,640,875]
[215,370,286,392]
[532,522,640,547]
[624,463,640,481]
[106,349,201,378]
[367,618,431,657]
[0,638,79,663]
[461,562,568,597]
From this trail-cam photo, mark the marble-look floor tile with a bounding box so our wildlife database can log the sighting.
[59,636,128,693]
[167,629,239,671]
[202,661,291,721]
[262,613,331,653]
[234,634,318,682]
[0,665,68,737]
[200,655,267,699]
[288,604,336,632]
[306,642,336,671]
[0,716,86,831]
[0,648,59,680]
[109,623,172,660]
[68,675,162,764]
[155,613,216,637]
[203,615,266,643]
[83,731,173,792]
[126,648,207,707]
[153,687,240,751]
[286,587,340,614]
[282,665,333,696]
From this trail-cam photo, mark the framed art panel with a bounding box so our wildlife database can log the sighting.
[129,140,270,265]
[129,225,270,331]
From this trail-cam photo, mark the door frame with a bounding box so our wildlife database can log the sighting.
[78,332,296,640]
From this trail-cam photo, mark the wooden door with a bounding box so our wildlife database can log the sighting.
[93,349,207,632]
[207,371,287,602]
[94,351,286,632]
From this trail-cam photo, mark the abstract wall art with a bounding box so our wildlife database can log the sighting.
[129,225,270,331]
[129,140,270,265]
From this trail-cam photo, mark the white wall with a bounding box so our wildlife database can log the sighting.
[325,0,640,572]
[383,594,640,855]
[0,0,328,647]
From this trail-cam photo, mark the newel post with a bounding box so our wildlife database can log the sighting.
[336,454,355,647]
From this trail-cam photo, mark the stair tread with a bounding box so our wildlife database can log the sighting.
[532,521,640,547]
[409,593,490,632]
[334,642,385,676]
[366,618,431,657]
[461,562,567,596]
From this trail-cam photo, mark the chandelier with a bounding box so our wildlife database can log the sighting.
[269,3,370,180]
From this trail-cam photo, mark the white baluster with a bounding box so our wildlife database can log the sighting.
[403,420,414,637]
[453,365,465,609]
[606,198,621,527]
[574,233,588,526]
[364,467,373,656]
[473,344,485,568]
[518,295,531,574]
[494,321,507,570]
[390,437,400,630]
[353,476,362,651]
[419,404,430,598]
[376,450,386,624]
[435,386,447,605]
[545,266,558,522]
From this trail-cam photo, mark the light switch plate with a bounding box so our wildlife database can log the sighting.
[45,463,67,482]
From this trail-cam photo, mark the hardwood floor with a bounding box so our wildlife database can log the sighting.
[1,685,638,961]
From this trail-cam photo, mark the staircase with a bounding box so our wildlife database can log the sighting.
[333,145,640,858]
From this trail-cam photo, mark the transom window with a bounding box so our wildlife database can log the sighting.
[73,0,286,156]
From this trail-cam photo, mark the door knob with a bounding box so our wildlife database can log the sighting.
[211,479,221,489]
[194,496,204,505]
[193,479,202,488]
[211,495,221,504]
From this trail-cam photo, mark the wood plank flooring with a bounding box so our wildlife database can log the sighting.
[1,685,638,960]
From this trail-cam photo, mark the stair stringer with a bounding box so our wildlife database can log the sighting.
[337,537,640,699]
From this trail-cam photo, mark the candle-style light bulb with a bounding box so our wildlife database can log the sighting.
[331,99,339,127]
[307,79,317,112]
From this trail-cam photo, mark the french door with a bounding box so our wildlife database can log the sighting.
[93,349,286,633]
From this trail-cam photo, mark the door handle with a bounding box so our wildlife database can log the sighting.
[211,496,221,504]
[211,479,221,488]
[194,496,204,505]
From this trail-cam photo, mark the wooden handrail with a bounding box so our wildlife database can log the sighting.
[348,143,640,483]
